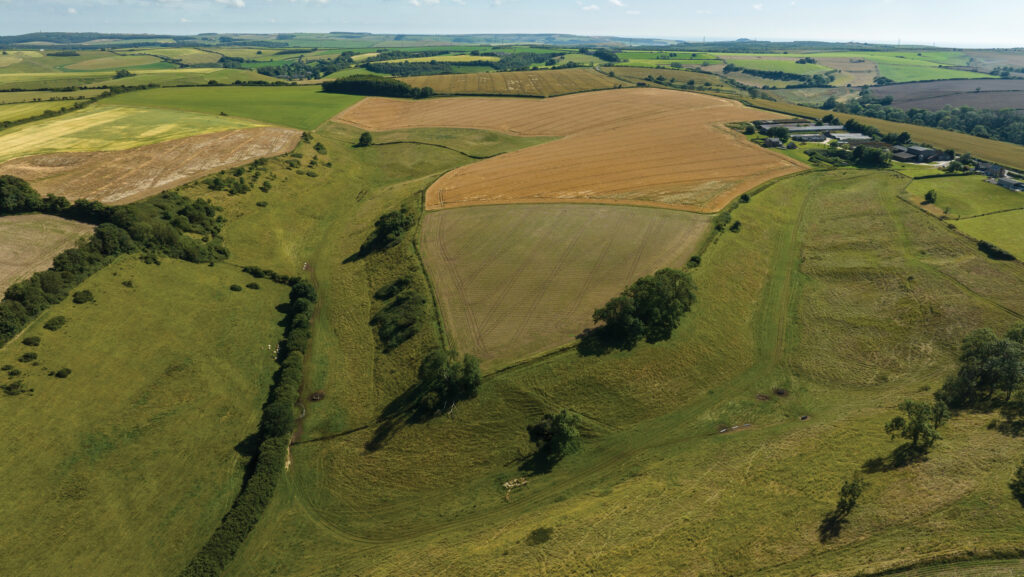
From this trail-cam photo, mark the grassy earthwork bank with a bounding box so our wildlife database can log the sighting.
[0,256,289,577]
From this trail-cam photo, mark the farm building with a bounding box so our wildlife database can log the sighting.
[760,123,845,133]
[831,132,872,142]
[997,177,1024,191]
[764,137,783,148]
[792,134,827,142]
[893,151,918,163]
[977,162,1007,178]
[907,146,940,162]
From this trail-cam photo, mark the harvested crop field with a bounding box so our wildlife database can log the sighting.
[420,203,712,368]
[337,88,803,211]
[871,79,1024,111]
[0,127,300,204]
[0,214,93,293]
[401,67,629,97]
[0,105,266,163]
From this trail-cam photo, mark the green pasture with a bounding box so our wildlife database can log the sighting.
[0,89,106,104]
[905,175,1024,219]
[0,256,288,577]
[221,167,1024,576]
[88,67,277,88]
[104,85,364,130]
[371,127,554,158]
[955,210,1024,259]
[727,58,833,75]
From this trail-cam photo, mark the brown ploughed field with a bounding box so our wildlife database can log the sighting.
[0,214,93,293]
[336,88,803,212]
[0,127,300,205]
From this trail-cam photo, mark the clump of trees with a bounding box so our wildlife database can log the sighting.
[935,324,1024,409]
[527,409,583,468]
[581,268,696,353]
[818,473,866,542]
[415,349,481,414]
[356,207,416,257]
[885,399,949,455]
[371,277,427,352]
[357,132,373,147]
[322,75,433,99]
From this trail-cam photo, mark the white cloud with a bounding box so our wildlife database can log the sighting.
[180,17,190,22]
[608,0,624,6]
[752,3,763,9]
[410,0,440,5]
[581,3,599,10]
[214,0,245,7]
[67,7,77,13]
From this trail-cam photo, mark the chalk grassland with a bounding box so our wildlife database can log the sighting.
[63,54,170,71]
[0,127,300,204]
[871,79,1024,111]
[741,97,1024,170]
[725,58,834,75]
[0,101,69,122]
[0,257,288,577]
[773,86,860,107]
[86,68,277,88]
[955,211,1024,259]
[801,51,989,82]
[339,89,803,211]
[421,204,712,368]
[903,175,1024,219]
[114,47,224,66]
[0,105,264,163]
[400,67,630,97]
[0,214,93,292]
[814,56,880,86]
[227,170,1024,577]
[103,85,364,130]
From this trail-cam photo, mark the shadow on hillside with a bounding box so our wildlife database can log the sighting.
[517,450,558,476]
[364,380,448,453]
[817,509,849,543]
[862,443,929,473]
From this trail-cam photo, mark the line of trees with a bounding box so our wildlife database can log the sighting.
[322,75,433,99]
[828,91,1024,146]
[180,275,317,577]
[0,178,228,347]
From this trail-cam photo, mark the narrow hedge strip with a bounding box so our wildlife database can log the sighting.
[179,275,316,577]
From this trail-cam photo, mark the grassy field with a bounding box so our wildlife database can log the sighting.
[0,89,106,104]
[63,54,168,71]
[376,54,500,64]
[0,214,93,292]
[421,204,711,368]
[0,104,264,162]
[0,256,289,577]
[727,58,834,75]
[401,68,629,97]
[608,66,742,95]
[104,86,364,130]
[740,96,1024,170]
[955,210,1024,259]
[801,51,989,82]
[220,167,1024,577]
[114,47,224,66]
[88,68,276,88]
[0,100,70,122]
[904,175,1024,219]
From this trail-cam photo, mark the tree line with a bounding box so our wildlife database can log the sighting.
[0,176,227,347]
[180,274,317,577]
[322,75,433,99]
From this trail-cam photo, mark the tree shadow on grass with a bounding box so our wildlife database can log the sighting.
[989,401,1024,437]
[518,450,558,476]
[862,443,929,473]
[576,326,636,357]
[817,510,849,543]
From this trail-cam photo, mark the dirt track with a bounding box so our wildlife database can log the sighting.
[335,88,803,212]
[0,127,300,205]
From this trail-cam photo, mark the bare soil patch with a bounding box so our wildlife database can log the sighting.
[0,127,300,205]
[337,88,802,212]
[0,214,93,293]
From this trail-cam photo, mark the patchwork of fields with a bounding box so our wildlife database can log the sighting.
[339,88,802,211]
[400,67,628,97]
[0,214,93,292]
[872,78,1024,111]
[0,126,300,204]
[421,204,711,367]
[0,105,265,162]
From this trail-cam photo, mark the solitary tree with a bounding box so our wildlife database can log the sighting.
[527,410,582,463]
[591,268,696,350]
[885,399,948,451]
[924,190,938,204]
[357,131,373,147]
[819,472,867,542]
[936,326,1024,408]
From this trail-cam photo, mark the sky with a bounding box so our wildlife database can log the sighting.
[2,0,1022,48]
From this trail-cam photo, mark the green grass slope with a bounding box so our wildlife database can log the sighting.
[104,86,364,131]
[0,256,288,577]
[221,167,1024,576]
[905,175,1024,219]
